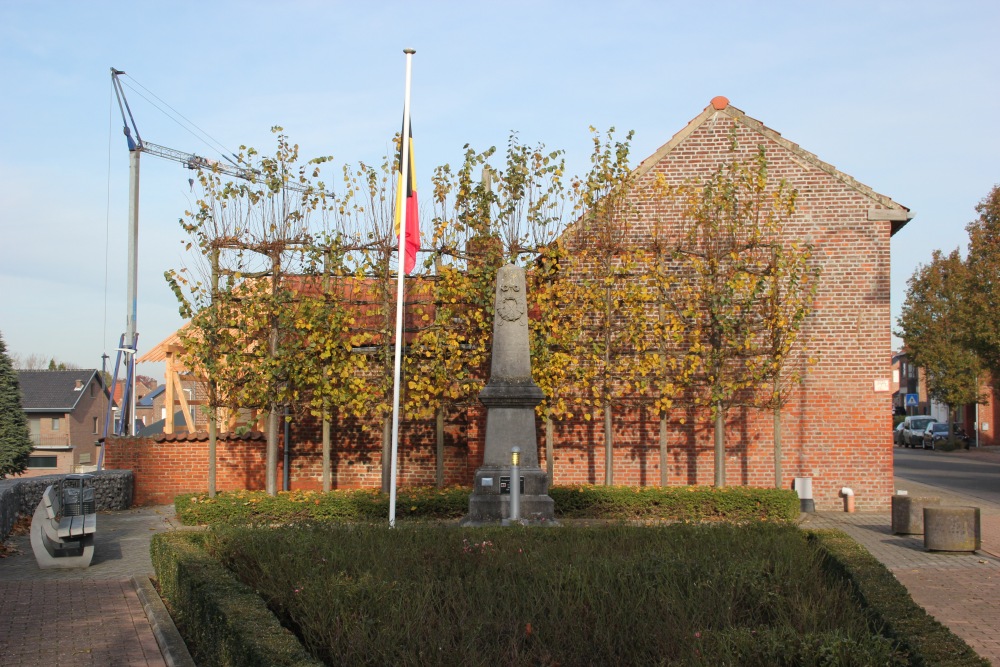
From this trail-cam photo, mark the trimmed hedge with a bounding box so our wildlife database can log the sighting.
[174,484,800,526]
[151,531,322,667]
[156,495,989,666]
[809,530,989,667]
[549,484,800,522]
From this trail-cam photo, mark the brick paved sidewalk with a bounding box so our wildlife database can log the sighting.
[0,579,165,667]
[0,506,194,667]
[801,470,1000,666]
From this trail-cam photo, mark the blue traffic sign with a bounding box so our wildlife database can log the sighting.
[905,393,919,407]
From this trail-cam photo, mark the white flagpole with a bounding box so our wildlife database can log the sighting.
[389,47,415,527]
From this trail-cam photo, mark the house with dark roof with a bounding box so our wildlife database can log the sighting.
[17,369,113,476]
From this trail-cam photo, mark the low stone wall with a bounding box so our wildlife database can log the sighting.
[0,470,134,542]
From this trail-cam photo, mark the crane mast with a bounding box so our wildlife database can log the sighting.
[103,68,318,448]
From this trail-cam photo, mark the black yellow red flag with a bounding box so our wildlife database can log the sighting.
[395,120,419,273]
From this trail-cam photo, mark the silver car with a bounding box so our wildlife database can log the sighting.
[901,416,937,448]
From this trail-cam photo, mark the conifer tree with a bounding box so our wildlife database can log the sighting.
[0,333,33,478]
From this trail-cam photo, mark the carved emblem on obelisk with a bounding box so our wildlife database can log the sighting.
[497,284,525,325]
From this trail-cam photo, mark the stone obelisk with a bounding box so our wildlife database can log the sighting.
[464,264,556,525]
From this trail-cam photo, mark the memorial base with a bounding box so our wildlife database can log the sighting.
[461,466,557,526]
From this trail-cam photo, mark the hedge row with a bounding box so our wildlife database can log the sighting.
[174,484,800,525]
[156,496,989,666]
[151,531,322,667]
[809,530,989,667]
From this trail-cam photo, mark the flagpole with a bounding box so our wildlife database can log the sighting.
[389,47,415,527]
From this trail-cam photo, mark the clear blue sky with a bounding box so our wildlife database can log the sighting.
[1,1,997,380]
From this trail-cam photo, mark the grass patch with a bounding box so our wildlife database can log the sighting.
[201,522,906,666]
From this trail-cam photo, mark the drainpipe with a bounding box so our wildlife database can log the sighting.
[283,406,291,492]
[840,487,855,513]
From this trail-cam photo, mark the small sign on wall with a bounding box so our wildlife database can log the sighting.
[873,379,889,392]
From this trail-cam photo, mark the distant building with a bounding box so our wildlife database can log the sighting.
[17,370,113,476]
[892,350,998,446]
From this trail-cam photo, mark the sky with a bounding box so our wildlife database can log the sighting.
[1,0,998,381]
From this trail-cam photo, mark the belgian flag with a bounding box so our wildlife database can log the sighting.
[395,119,419,274]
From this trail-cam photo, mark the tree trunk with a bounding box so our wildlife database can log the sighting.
[322,410,331,492]
[773,407,783,489]
[948,404,956,449]
[604,403,614,485]
[714,402,726,487]
[322,251,332,493]
[266,253,280,496]
[660,413,668,486]
[435,407,445,488]
[381,415,392,493]
[208,247,219,498]
[545,415,554,482]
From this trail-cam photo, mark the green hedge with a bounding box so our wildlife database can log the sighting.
[549,484,800,522]
[809,530,989,667]
[151,531,323,667]
[175,484,800,526]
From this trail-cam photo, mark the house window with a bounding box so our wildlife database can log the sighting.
[93,417,99,434]
[51,418,61,431]
[28,456,58,469]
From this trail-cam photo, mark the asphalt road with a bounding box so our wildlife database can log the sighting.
[894,445,1000,506]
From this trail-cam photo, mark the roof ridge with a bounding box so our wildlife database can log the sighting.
[635,98,910,214]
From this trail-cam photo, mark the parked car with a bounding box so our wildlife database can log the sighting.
[901,415,937,448]
[922,422,971,450]
[894,422,905,446]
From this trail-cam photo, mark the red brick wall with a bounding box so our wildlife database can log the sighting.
[102,411,483,505]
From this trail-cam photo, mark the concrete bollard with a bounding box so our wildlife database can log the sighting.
[923,506,981,552]
[891,495,940,535]
[793,477,814,513]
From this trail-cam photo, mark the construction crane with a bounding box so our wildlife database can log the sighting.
[103,67,318,444]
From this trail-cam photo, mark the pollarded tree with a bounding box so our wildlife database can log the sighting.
[0,332,33,478]
[756,236,819,487]
[963,185,1000,380]
[671,145,799,487]
[168,128,332,496]
[529,239,595,481]
[898,248,984,444]
[565,128,657,485]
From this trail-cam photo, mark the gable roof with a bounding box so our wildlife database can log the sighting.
[634,96,914,235]
[17,369,109,413]
[137,384,166,407]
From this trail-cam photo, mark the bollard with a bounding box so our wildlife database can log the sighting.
[793,477,815,513]
[923,506,981,552]
[891,495,940,535]
[510,446,521,523]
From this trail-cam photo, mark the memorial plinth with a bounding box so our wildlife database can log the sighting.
[463,265,556,525]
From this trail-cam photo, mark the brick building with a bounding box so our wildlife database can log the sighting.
[18,369,113,476]
[105,97,911,511]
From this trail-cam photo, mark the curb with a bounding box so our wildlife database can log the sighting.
[132,574,197,667]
